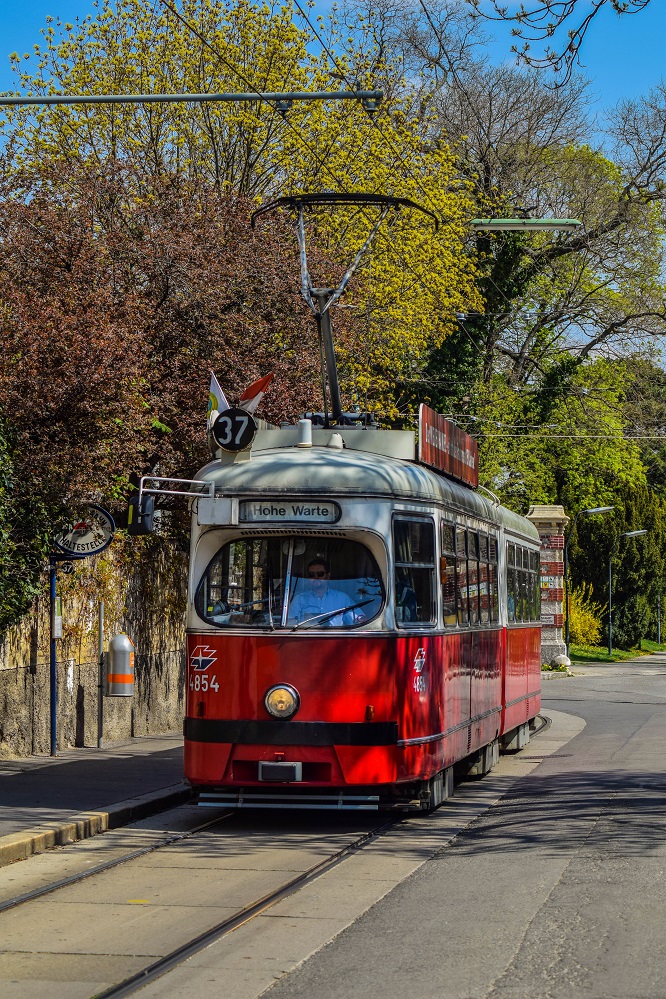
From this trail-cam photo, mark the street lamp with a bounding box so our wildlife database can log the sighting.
[608,530,648,656]
[564,506,614,656]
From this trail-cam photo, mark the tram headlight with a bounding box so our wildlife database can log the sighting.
[264,684,300,719]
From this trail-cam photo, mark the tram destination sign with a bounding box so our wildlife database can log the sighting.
[418,404,478,489]
[240,499,341,524]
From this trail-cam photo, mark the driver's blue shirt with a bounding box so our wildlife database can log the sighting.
[290,585,351,626]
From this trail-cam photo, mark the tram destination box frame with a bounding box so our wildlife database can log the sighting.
[418,404,479,489]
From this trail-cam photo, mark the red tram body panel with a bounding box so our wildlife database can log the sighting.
[178,422,542,810]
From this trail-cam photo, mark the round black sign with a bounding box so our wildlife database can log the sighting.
[212,407,257,452]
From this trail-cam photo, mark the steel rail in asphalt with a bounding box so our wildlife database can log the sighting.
[92,815,402,999]
[0,811,234,915]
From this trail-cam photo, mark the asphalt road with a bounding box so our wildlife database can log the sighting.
[246,658,666,999]
[3,659,664,999]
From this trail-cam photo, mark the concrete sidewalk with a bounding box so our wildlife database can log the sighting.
[564,650,666,675]
[0,733,189,867]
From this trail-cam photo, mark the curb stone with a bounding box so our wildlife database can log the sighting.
[0,781,192,868]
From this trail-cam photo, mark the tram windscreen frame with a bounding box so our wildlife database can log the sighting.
[195,535,384,629]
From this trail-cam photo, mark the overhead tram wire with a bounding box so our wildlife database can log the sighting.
[156,0,486,358]
[288,0,556,350]
[157,0,369,189]
[411,0,598,330]
[156,1,563,387]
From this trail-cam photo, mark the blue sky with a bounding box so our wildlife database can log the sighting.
[482,1,665,113]
[0,0,663,115]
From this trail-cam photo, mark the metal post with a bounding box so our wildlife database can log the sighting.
[608,554,613,657]
[314,290,343,424]
[97,601,105,749]
[658,589,661,645]
[49,557,58,757]
[0,88,384,109]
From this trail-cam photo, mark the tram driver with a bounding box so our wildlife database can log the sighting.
[290,557,363,627]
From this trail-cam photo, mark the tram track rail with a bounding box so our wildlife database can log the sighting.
[91,813,401,999]
[0,810,235,915]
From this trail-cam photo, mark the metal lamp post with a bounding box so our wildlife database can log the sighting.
[564,506,614,656]
[608,530,648,656]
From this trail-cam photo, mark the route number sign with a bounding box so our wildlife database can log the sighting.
[212,407,257,452]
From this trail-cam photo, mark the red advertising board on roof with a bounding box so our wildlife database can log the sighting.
[418,404,479,488]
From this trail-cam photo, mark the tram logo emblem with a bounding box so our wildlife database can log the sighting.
[190,646,217,671]
[413,648,427,693]
[413,649,426,673]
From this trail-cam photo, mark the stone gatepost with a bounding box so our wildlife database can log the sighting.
[526,505,569,665]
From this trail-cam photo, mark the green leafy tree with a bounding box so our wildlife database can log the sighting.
[574,481,666,648]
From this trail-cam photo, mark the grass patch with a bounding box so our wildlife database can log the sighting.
[637,639,666,653]
[568,644,648,663]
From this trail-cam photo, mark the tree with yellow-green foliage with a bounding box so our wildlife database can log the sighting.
[4,0,480,419]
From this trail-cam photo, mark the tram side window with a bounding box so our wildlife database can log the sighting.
[393,518,436,626]
[479,533,490,625]
[441,523,457,626]
[506,543,541,623]
[530,550,541,620]
[456,527,469,626]
[507,543,517,622]
[489,536,499,623]
[468,531,480,626]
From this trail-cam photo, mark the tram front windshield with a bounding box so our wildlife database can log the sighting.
[196,536,383,629]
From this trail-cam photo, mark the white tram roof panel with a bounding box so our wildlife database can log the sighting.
[195,427,539,541]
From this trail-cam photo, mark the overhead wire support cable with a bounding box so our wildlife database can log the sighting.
[156,0,484,382]
[0,89,383,109]
[288,0,534,354]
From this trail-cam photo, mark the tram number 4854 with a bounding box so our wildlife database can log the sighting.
[190,674,220,693]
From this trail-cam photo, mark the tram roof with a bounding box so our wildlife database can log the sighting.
[196,429,539,541]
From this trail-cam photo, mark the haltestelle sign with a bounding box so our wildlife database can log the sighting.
[54,505,115,558]
[418,404,478,488]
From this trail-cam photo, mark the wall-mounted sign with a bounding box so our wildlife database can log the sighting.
[418,404,478,488]
[54,504,115,558]
[239,499,341,524]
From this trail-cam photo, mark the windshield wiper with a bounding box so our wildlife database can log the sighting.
[290,598,374,632]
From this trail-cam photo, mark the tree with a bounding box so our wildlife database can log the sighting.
[333,5,666,399]
[4,0,313,193]
[469,1,653,85]
[4,0,481,420]
[0,159,336,630]
[408,61,666,388]
[575,479,666,648]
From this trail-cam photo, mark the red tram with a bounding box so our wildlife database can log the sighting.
[172,407,541,811]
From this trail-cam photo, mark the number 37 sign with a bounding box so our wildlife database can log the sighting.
[211,407,257,452]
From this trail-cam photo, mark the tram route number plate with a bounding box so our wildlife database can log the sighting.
[212,407,257,452]
[240,499,341,524]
